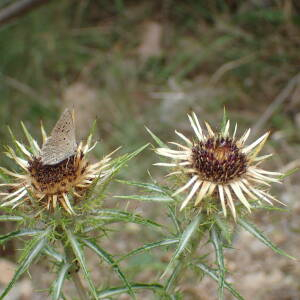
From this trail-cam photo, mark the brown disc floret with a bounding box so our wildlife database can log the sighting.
[191,136,247,183]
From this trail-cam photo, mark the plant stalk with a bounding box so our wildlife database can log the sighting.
[71,271,89,300]
[56,224,89,300]
[64,243,89,300]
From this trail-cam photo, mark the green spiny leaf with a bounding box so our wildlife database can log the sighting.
[168,205,181,235]
[238,218,295,260]
[0,215,23,222]
[97,283,165,298]
[80,238,135,299]
[195,263,244,300]
[145,126,168,148]
[117,238,179,263]
[0,229,43,245]
[51,263,71,300]
[0,228,50,299]
[88,209,162,229]
[43,246,65,263]
[98,144,148,194]
[165,261,182,293]
[162,214,202,278]
[210,225,225,299]
[116,194,174,202]
[215,216,232,244]
[279,167,299,179]
[116,180,168,193]
[21,121,39,156]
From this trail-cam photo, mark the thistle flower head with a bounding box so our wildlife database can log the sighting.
[0,109,113,214]
[155,112,283,220]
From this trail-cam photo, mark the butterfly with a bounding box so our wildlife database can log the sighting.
[40,109,77,165]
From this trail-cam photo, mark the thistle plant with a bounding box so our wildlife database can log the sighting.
[118,111,294,299]
[0,109,295,300]
[0,110,159,300]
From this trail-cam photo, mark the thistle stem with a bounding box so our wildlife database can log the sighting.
[71,271,89,300]
[55,223,89,300]
[63,243,89,300]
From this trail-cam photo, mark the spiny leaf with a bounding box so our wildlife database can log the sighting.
[162,215,202,278]
[165,261,182,293]
[98,144,148,194]
[43,246,65,263]
[145,126,168,148]
[0,228,50,299]
[51,263,71,300]
[117,238,179,263]
[88,209,162,229]
[97,283,165,298]
[66,230,98,299]
[279,167,299,179]
[0,229,43,245]
[116,194,174,202]
[80,238,135,299]
[238,218,295,260]
[0,215,23,222]
[215,216,232,244]
[116,180,168,193]
[251,203,288,212]
[21,121,39,156]
[210,225,225,299]
[195,263,244,300]
[168,205,181,235]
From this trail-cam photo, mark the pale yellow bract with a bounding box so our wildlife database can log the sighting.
[155,112,283,220]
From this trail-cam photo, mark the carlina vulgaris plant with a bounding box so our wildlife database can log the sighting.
[0,109,162,300]
[143,110,295,299]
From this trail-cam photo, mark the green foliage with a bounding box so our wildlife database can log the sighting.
[0,228,50,299]
[0,1,298,298]
[238,218,295,260]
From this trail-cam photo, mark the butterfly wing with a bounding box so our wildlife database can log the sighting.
[40,109,77,165]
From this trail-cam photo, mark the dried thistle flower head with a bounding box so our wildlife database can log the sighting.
[155,112,283,220]
[0,109,113,214]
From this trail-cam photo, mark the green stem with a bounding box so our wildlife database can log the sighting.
[64,242,89,300]
[71,271,89,300]
[56,224,89,300]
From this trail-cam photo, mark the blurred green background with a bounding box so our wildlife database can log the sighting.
[0,1,300,299]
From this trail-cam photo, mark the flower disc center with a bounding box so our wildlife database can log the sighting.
[191,137,247,183]
[28,155,78,193]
